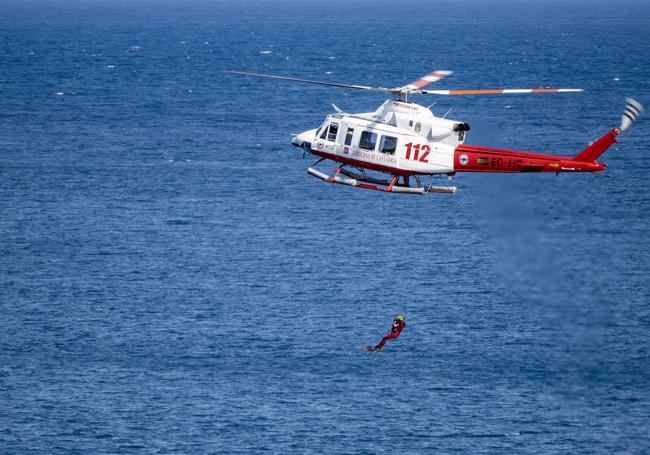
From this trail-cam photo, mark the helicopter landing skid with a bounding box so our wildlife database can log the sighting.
[307,165,456,195]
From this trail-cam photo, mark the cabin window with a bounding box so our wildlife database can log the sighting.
[379,136,397,155]
[327,123,339,142]
[344,128,354,146]
[319,127,327,140]
[359,130,377,151]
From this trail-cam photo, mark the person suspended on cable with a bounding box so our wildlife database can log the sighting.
[365,314,406,352]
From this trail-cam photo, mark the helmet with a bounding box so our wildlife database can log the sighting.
[395,314,405,322]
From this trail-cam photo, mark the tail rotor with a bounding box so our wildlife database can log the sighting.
[620,97,644,132]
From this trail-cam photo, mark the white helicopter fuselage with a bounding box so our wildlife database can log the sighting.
[292,100,470,176]
[230,69,636,195]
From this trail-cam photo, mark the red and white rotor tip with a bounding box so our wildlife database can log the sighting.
[401,70,453,91]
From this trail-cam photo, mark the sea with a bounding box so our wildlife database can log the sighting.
[1,0,649,453]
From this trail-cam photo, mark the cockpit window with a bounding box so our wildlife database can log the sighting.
[379,136,397,155]
[327,123,339,142]
[319,127,327,139]
[359,130,377,151]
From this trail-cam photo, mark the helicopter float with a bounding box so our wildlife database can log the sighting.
[228,70,643,195]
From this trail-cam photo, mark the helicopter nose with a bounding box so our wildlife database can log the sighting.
[291,132,312,151]
[291,135,303,147]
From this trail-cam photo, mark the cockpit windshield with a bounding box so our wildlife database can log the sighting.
[318,122,339,142]
[316,121,328,139]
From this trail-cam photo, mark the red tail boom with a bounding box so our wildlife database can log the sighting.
[454,128,619,173]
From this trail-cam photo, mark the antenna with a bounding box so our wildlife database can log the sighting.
[332,103,345,114]
[426,101,438,109]
[442,108,453,119]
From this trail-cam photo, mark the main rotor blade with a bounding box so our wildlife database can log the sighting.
[399,70,453,90]
[225,70,395,93]
[420,88,584,95]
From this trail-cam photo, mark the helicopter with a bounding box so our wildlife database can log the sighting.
[228,70,644,195]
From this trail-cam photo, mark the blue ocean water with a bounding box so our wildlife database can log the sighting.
[1,0,649,453]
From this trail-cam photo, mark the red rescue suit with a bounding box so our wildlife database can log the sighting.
[376,319,406,350]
